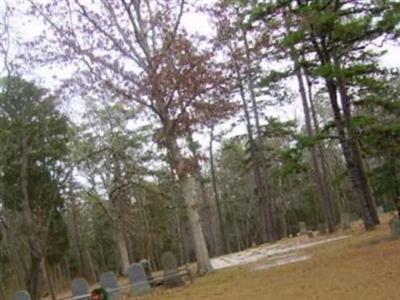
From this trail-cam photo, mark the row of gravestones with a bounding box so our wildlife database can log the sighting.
[13,251,187,300]
[13,262,161,300]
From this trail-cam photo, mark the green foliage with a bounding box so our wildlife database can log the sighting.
[0,76,70,265]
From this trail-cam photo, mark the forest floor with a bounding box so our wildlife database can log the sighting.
[135,213,400,300]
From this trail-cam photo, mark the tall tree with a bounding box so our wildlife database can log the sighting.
[26,0,234,273]
[250,0,400,230]
[212,1,277,242]
[0,77,70,300]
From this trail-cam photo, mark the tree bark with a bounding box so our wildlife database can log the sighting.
[209,123,228,254]
[241,28,277,243]
[186,128,223,256]
[41,259,57,300]
[325,77,376,230]
[296,68,335,232]
[283,12,335,233]
[333,57,379,225]
[163,122,213,274]
[116,232,130,275]
[181,175,214,274]
[308,31,378,230]
[21,134,43,300]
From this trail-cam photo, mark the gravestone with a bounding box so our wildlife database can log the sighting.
[100,271,119,300]
[389,216,400,238]
[127,263,151,295]
[71,277,90,300]
[140,259,154,284]
[340,212,351,230]
[14,290,31,300]
[161,251,184,288]
[377,206,385,215]
[299,222,307,234]
[318,223,326,235]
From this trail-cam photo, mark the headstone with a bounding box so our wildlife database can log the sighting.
[161,251,184,288]
[14,290,31,300]
[71,277,90,300]
[127,263,151,295]
[299,222,307,234]
[389,216,400,238]
[100,271,119,300]
[340,212,351,230]
[377,206,385,215]
[318,223,326,235]
[140,259,154,284]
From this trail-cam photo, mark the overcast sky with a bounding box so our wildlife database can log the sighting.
[1,1,400,153]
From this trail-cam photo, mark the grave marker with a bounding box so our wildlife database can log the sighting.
[127,263,150,295]
[71,277,90,300]
[100,271,119,300]
[161,251,184,288]
[389,216,400,238]
[299,222,307,234]
[14,290,31,300]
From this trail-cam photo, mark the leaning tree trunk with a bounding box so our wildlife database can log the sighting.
[308,33,377,230]
[324,78,376,230]
[334,58,379,225]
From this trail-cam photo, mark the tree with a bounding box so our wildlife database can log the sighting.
[0,77,70,300]
[212,0,278,242]
[26,0,239,273]
[250,0,400,230]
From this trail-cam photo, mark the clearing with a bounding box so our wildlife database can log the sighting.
[138,213,400,300]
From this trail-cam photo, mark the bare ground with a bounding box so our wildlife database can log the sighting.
[135,213,400,300]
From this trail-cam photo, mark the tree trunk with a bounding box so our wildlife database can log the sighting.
[333,58,379,225]
[279,213,288,238]
[186,128,222,256]
[116,232,130,275]
[241,28,277,243]
[21,134,44,300]
[308,33,378,230]
[71,200,94,281]
[164,125,213,274]
[325,78,376,230]
[209,123,228,254]
[181,176,214,274]
[41,260,57,300]
[284,13,335,233]
[297,69,335,232]
[27,254,41,300]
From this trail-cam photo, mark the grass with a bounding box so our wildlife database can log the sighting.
[136,213,400,300]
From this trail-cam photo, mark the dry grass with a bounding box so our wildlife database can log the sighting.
[137,213,400,300]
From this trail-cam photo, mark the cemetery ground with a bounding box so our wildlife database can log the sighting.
[139,213,400,300]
